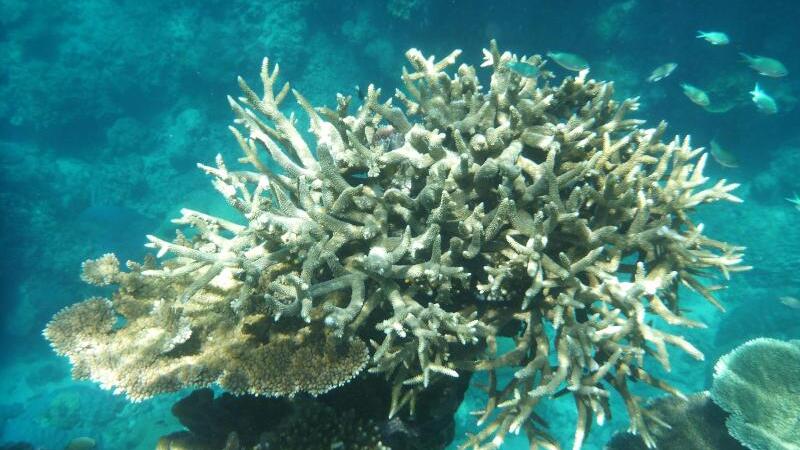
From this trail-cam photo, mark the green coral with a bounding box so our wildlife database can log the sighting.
[45,41,746,448]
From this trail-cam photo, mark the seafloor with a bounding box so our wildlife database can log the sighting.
[0,1,798,449]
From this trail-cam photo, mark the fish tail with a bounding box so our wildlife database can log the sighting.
[696,31,706,38]
[739,52,752,62]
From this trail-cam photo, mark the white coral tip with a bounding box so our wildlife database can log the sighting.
[480,48,494,67]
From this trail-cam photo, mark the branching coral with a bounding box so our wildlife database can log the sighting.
[45,40,747,448]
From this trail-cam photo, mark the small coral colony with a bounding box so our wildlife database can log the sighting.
[45,30,793,450]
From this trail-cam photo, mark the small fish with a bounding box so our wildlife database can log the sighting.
[65,437,96,450]
[779,296,800,310]
[740,53,788,77]
[681,83,710,107]
[647,62,678,82]
[697,31,730,45]
[749,83,778,114]
[786,193,800,210]
[702,102,736,114]
[506,60,540,78]
[709,140,738,168]
[546,51,589,71]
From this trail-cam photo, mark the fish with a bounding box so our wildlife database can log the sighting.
[779,296,800,310]
[702,102,737,114]
[709,140,738,168]
[646,62,678,82]
[681,83,710,107]
[546,51,589,71]
[749,83,778,114]
[506,60,540,78]
[786,193,800,210]
[697,31,730,45]
[65,437,96,450]
[740,53,788,77]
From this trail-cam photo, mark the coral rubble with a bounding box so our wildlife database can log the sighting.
[44,41,747,448]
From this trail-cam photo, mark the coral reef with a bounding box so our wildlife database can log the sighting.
[159,373,469,450]
[45,41,746,448]
[711,338,800,450]
[605,392,745,450]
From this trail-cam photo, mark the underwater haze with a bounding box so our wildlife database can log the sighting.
[1,1,799,449]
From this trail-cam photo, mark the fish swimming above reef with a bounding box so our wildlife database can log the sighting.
[681,83,710,107]
[697,31,730,45]
[786,193,800,210]
[740,53,788,77]
[647,62,678,82]
[709,140,738,168]
[749,83,778,114]
[546,51,589,71]
[779,296,800,310]
[506,60,540,78]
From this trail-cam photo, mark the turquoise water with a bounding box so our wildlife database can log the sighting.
[1,1,798,449]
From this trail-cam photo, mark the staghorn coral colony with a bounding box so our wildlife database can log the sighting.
[44,41,748,449]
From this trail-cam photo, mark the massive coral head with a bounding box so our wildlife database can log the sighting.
[45,40,747,449]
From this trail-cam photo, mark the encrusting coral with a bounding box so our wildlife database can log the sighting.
[44,40,747,449]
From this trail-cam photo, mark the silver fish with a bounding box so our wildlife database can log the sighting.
[647,62,678,82]
[780,296,800,310]
[786,193,800,210]
[740,53,788,77]
[681,83,710,107]
[750,83,778,114]
[546,51,589,71]
[709,140,738,168]
[697,31,730,45]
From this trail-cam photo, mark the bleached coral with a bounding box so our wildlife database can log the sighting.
[45,41,747,448]
[80,253,121,286]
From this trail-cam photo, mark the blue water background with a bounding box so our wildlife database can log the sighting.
[1,0,799,448]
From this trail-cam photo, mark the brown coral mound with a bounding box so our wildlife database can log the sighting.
[606,392,746,450]
[44,41,746,448]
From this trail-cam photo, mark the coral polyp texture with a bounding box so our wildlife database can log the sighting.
[44,41,747,449]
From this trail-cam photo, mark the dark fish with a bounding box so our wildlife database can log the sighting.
[709,140,738,168]
[740,53,788,77]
